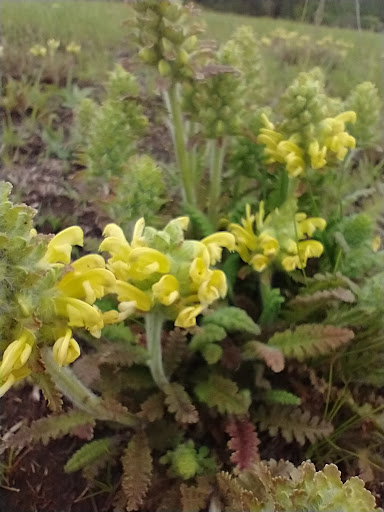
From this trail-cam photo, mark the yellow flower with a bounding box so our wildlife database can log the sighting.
[278,140,305,178]
[0,367,31,398]
[43,226,83,264]
[258,233,279,257]
[308,140,327,169]
[131,218,146,248]
[175,305,203,328]
[52,328,80,367]
[0,329,35,380]
[152,275,180,306]
[114,281,152,311]
[54,297,104,337]
[371,236,381,252]
[281,255,301,272]
[298,240,324,262]
[250,254,269,272]
[102,301,136,325]
[298,216,326,237]
[47,38,60,54]
[66,42,81,55]
[57,268,116,304]
[201,232,236,265]
[29,44,47,57]
[189,257,210,285]
[70,254,106,272]
[126,247,170,280]
[198,270,227,306]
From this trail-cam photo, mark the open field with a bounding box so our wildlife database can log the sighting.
[2,0,382,97]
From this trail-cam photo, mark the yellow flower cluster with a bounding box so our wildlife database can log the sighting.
[0,226,120,396]
[100,217,235,329]
[29,39,81,58]
[257,112,356,178]
[229,203,326,273]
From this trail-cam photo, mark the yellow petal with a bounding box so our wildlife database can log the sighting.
[152,275,180,306]
[54,297,104,337]
[201,232,236,265]
[175,305,203,328]
[0,329,35,379]
[126,247,170,280]
[43,226,83,264]
[102,223,127,241]
[114,281,152,311]
[57,268,116,303]
[281,255,301,272]
[52,328,81,367]
[71,254,106,272]
[189,257,210,285]
[250,254,269,272]
[198,270,227,306]
[131,218,146,248]
[371,236,381,253]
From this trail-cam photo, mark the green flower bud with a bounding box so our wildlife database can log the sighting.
[158,59,172,77]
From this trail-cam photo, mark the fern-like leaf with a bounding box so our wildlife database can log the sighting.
[180,476,213,512]
[122,432,153,512]
[31,371,63,413]
[259,285,285,325]
[195,375,251,415]
[138,392,165,422]
[226,419,260,470]
[262,389,301,406]
[164,383,199,424]
[268,324,354,361]
[64,437,114,473]
[189,324,227,351]
[203,307,260,335]
[163,328,188,376]
[243,341,285,372]
[255,405,333,445]
[5,411,95,449]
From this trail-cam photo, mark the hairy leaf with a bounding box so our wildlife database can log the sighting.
[122,432,153,511]
[184,204,215,238]
[164,383,199,424]
[195,374,251,415]
[203,307,260,335]
[226,419,260,470]
[268,324,354,361]
[163,328,188,376]
[32,371,63,413]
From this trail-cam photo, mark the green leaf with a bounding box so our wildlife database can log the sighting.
[262,389,301,406]
[203,307,260,336]
[189,324,227,352]
[195,374,251,415]
[64,437,114,473]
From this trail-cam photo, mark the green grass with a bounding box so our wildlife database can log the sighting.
[1,1,382,96]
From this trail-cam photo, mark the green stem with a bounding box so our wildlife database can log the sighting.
[165,84,196,205]
[145,311,169,390]
[208,138,227,225]
[41,347,137,427]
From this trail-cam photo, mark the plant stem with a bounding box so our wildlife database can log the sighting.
[41,346,103,414]
[145,311,169,390]
[165,83,196,205]
[41,347,137,426]
[208,137,227,225]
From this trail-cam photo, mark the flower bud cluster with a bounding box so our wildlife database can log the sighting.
[220,25,264,107]
[129,0,205,82]
[100,217,235,328]
[182,58,244,138]
[29,39,81,58]
[257,71,357,177]
[0,183,119,396]
[345,82,382,147]
[229,201,326,273]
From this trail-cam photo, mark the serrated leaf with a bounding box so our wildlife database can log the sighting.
[32,371,63,413]
[243,341,285,372]
[163,328,188,376]
[203,307,260,335]
[290,288,356,306]
[122,432,153,511]
[226,419,260,470]
[268,324,354,361]
[138,392,165,422]
[262,389,301,405]
[189,324,227,351]
[255,405,333,445]
[180,476,212,512]
[195,374,251,415]
[64,437,114,473]
[164,383,199,424]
